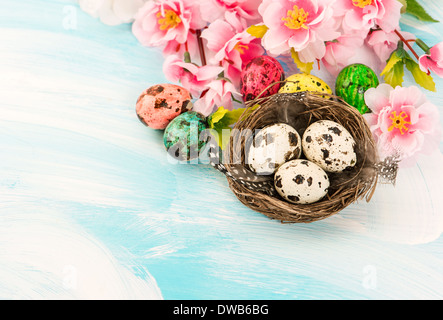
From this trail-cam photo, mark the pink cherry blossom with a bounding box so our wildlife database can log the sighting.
[132,0,205,51]
[322,32,367,76]
[199,0,262,28]
[193,79,242,116]
[419,42,443,77]
[334,0,402,34]
[367,30,416,66]
[162,55,224,97]
[257,0,340,63]
[201,20,264,87]
[364,84,441,167]
[162,32,200,63]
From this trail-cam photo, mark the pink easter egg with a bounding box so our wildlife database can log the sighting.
[240,56,285,102]
[136,84,192,130]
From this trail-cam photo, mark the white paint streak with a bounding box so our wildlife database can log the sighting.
[338,151,443,245]
[0,27,165,299]
[0,206,162,299]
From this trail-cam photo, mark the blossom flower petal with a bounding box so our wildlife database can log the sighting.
[201,20,235,53]
[365,83,393,114]
[132,0,202,51]
[367,30,415,68]
[202,20,264,86]
[334,0,402,34]
[199,0,262,26]
[389,85,427,110]
[376,0,402,33]
[258,0,339,61]
[193,79,242,116]
[419,42,443,77]
[163,55,224,97]
[363,84,441,167]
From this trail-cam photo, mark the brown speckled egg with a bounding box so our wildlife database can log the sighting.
[240,56,285,102]
[302,120,357,173]
[136,84,192,130]
[247,123,302,175]
[274,159,330,205]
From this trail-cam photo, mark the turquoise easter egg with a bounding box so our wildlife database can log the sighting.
[335,64,379,114]
[163,111,209,161]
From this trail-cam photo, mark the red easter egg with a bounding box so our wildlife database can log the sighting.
[136,84,192,130]
[240,56,285,102]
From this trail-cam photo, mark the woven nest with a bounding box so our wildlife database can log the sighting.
[222,91,379,223]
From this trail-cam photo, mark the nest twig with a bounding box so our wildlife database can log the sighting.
[223,91,379,223]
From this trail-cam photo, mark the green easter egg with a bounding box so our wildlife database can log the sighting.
[335,64,379,114]
[163,111,209,161]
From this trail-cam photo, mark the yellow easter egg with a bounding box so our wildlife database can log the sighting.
[279,74,333,97]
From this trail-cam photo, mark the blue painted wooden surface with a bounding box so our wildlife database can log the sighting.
[1,0,443,299]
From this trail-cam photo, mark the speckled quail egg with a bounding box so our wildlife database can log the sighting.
[136,84,192,130]
[241,55,285,102]
[274,160,330,204]
[302,120,357,173]
[247,123,302,175]
[279,73,333,98]
[163,111,209,161]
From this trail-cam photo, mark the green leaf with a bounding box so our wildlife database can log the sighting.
[184,51,191,63]
[208,105,259,149]
[246,24,269,39]
[398,0,407,14]
[381,50,403,76]
[290,48,314,74]
[383,60,405,88]
[208,106,229,126]
[405,59,436,92]
[406,0,439,23]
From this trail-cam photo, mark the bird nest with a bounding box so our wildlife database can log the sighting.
[220,91,379,223]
